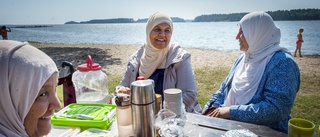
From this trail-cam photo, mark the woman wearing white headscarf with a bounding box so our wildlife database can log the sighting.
[0,40,61,137]
[203,11,300,133]
[115,12,202,113]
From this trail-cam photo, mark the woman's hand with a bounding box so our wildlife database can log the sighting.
[205,107,230,119]
[202,106,217,115]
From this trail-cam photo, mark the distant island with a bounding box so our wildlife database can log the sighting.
[65,8,320,24]
[194,8,320,22]
[10,25,53,28]
[65,17,186,24]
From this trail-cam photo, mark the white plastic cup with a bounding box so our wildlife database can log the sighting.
[164,88,182,118]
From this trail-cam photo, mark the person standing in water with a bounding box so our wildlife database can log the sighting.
[0,26,11,40]
[294,27,304,57]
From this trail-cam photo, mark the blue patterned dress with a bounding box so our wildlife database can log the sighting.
[204,51,300,133]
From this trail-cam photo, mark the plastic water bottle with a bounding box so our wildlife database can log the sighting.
[115,93,134,137]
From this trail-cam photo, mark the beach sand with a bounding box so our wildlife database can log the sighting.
[32,43,320,76]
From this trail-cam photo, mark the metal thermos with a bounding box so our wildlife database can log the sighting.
[130,80,155,137]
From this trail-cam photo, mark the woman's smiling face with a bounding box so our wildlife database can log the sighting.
[236,27,249,52]
[149,23,172,49]
[24,73,61,137]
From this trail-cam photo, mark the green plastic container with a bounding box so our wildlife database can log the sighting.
[51,103,116,131]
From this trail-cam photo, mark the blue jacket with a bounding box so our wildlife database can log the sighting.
[204,51,300,133]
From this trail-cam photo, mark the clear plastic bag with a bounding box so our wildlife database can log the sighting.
[222,129,258,137]
[155,105,200,137]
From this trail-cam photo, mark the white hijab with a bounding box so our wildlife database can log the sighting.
[0,40,58,136]
[139,12,173,79]
[224,12,290,106]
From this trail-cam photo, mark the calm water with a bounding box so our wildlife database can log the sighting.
[8,21,320,55]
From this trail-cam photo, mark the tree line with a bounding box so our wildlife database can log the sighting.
[193,8,320,22]
[65,8,320,24]
[65,17,185,24]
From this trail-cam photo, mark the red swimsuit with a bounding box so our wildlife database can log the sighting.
[296,34,303,44]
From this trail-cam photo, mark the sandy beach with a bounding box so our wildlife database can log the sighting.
[32,43,320,77]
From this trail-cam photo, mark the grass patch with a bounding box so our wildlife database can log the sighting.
[194,67,229,107]
[292,73,320,128]
[292,95,320,126]
[56,85,63,105]
[57,67,320,134]
[107,75,122,93]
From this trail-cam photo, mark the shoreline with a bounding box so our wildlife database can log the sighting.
[31,42,320,77]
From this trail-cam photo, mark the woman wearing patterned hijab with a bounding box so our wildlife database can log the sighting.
[203,11,300,133]
[115,12,202,113]
[0,40,61,136]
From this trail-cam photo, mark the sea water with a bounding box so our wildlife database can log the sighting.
[7,21,320,55]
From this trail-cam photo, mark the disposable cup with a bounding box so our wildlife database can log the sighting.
[288,118,315,137]
[164,88,182,117]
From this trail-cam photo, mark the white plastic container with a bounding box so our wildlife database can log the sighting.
[72,55,109,104]
[115,93,134,137]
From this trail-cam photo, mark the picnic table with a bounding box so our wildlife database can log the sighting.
[49,112,289,137]
[185,112,287,137]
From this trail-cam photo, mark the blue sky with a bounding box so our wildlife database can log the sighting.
[1,0,320,25]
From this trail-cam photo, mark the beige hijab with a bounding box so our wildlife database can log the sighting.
[224,12,290,106]
[0,40,58,136]
[139,12,173,79]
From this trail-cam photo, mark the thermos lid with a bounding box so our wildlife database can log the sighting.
[130,80,155,105]
[77,55,101,72]
[137,76,144,80]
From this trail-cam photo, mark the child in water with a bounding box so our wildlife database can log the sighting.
[294,27,304,57]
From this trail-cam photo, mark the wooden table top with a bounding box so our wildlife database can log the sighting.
[185,113,287,137]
